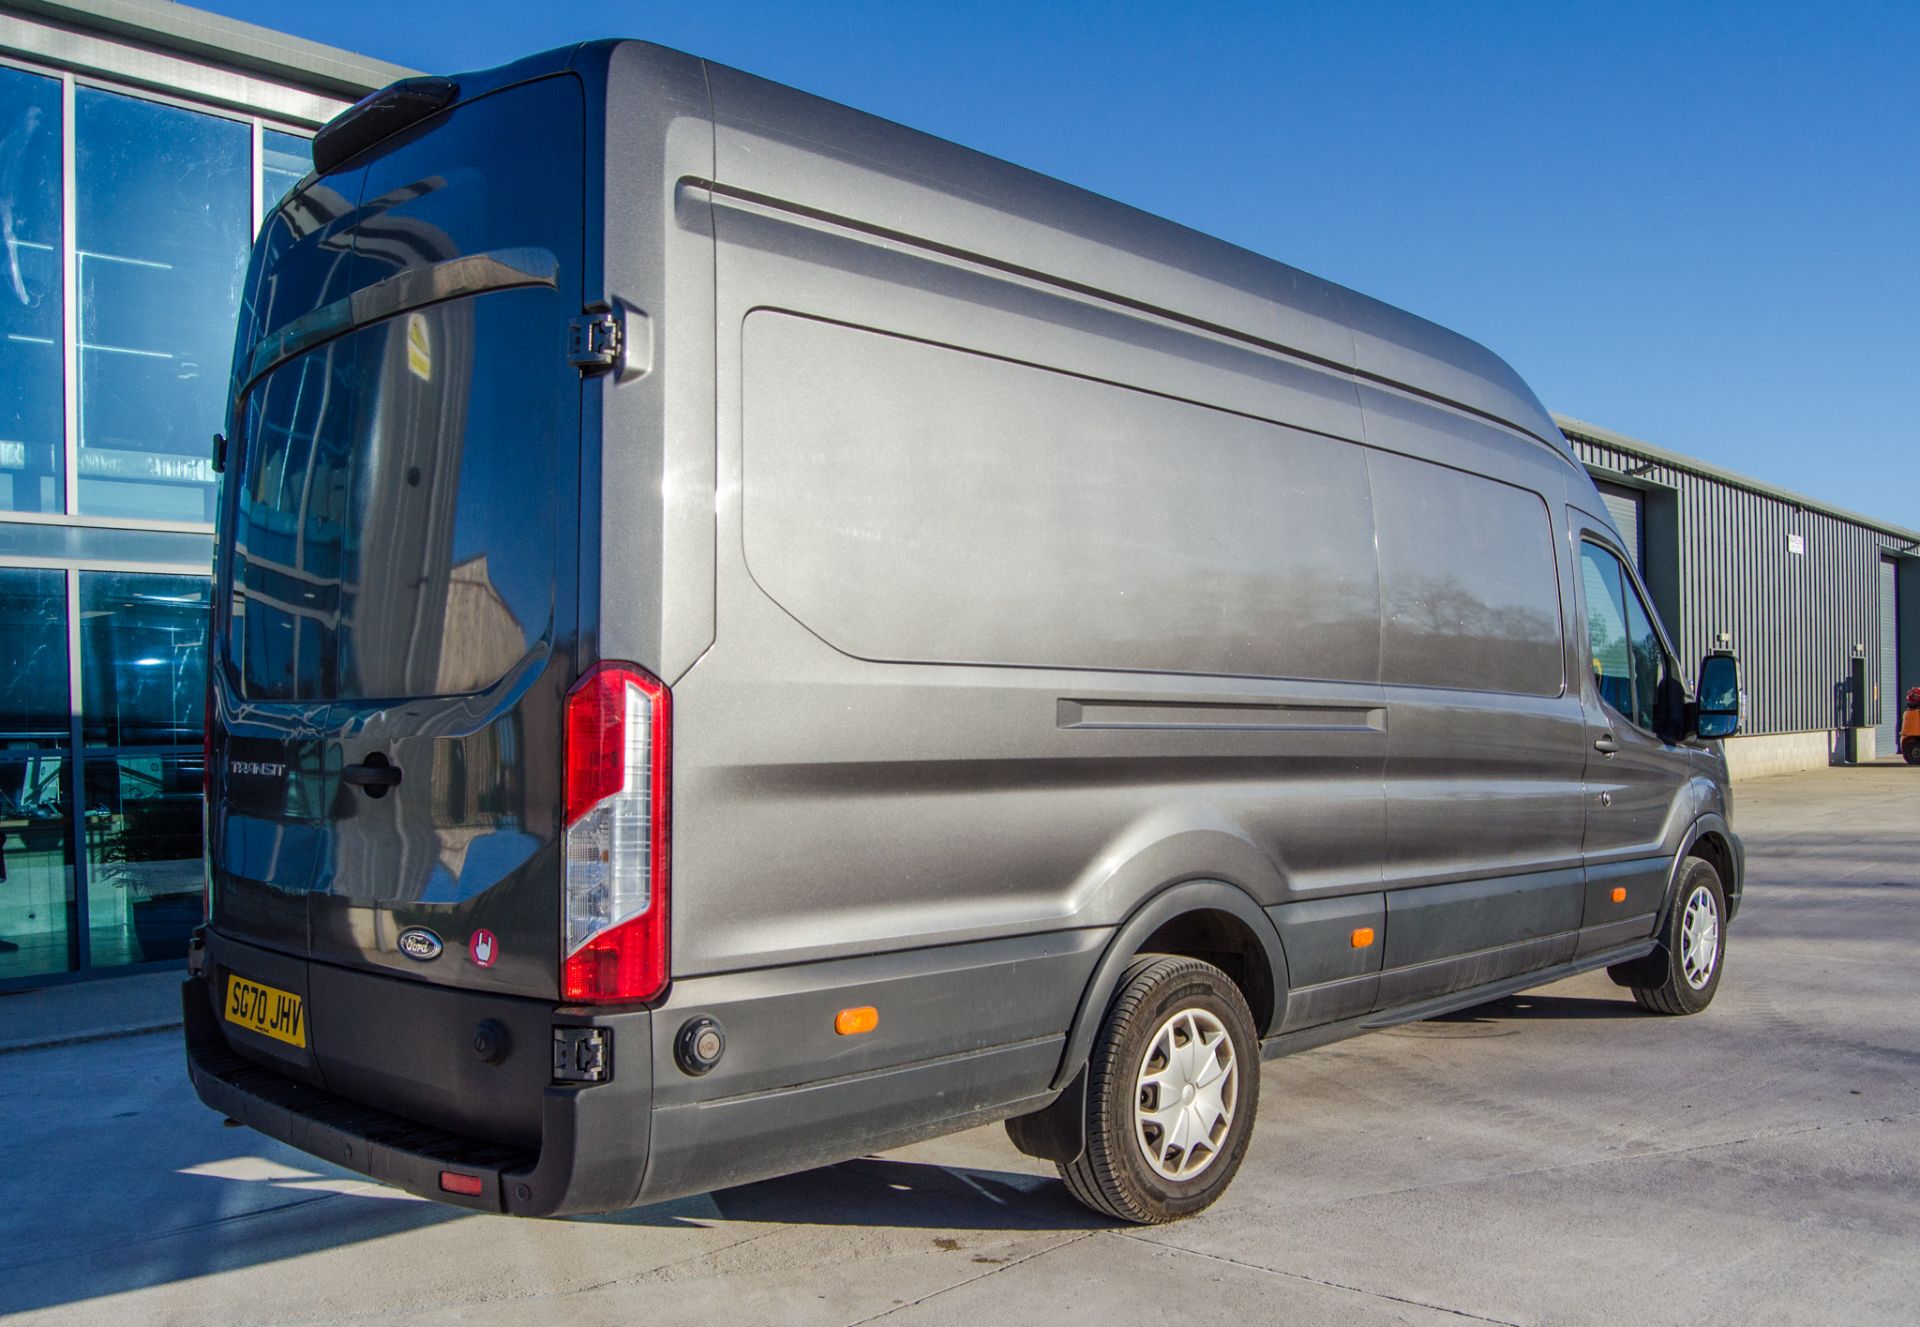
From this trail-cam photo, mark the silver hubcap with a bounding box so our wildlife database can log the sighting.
[1680,885,1720,990]
[1134,1007,1238,1181]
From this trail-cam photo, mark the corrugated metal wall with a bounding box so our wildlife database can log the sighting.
[1568,428,1911,738]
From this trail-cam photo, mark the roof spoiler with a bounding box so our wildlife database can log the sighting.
[313,75,459,175]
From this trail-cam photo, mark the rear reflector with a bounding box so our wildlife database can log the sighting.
[439,1170,484,1197]
[563,662,670,1003]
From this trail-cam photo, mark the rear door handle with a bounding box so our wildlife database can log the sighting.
[1593,733,1619,755]
[343,758,402,791]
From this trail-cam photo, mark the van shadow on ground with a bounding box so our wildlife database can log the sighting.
[1432,992,1652,1024]
[0,1153,1106,1316]
[591,1155,1114,1232]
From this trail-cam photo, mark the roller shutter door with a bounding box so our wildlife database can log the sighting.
[1878,558,1899,758]
[1595,481,1645,574]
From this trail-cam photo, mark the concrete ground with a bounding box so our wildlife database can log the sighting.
[1,765,1914,1325]
[0,969,181,1054]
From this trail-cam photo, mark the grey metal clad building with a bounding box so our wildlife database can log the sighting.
[0,0,405,990]
[1563,415,1920,777]
[0,1,1911,993]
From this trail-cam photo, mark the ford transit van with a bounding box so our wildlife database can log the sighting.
[184,40,1745,1224]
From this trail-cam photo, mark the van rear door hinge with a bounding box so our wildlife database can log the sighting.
[568,310,622,374]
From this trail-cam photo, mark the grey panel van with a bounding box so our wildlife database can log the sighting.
[184,41,1746,1223]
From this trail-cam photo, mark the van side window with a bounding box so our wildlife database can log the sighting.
[1580,541,1664,731]
[1621,576,1664,732]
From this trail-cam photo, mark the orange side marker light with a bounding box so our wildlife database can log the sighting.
[1350,927,1375,949]
[1611,887,1627,904]
[835,1006,879,1036]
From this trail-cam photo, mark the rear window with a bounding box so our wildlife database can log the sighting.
[228,292,561,701]
[223,78,581,704]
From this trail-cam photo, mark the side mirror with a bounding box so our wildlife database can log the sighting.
[1694,652,1740,739]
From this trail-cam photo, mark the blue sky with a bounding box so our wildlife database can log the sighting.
[202,0,1919,529]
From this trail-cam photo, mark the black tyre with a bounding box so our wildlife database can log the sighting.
[1622,857,1727,1015]
[1902,737,1920,765]
[1058,954,1259,1224]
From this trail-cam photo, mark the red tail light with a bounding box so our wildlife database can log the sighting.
[562,662,670,1003]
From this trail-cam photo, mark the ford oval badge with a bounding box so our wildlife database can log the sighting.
[397,927,443,961]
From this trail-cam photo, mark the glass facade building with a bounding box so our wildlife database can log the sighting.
[0,0,405,988]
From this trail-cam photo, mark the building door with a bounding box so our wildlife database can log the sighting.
[1878,558,1900,758]
[1594,481,1646,574]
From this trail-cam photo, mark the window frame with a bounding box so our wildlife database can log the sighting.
[71,81,255,526]
[0,554,214,991]
[1577,531,1681,739]
[77,568,214,748]
[0,50,315,534]
[0,45,318,990]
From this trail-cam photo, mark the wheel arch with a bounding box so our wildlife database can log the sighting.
[1006,878,1287,1167]
[1674,814,1741,922]
[1050,879,1288,1094]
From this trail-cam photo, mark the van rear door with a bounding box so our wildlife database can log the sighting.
[211,74,584,1001]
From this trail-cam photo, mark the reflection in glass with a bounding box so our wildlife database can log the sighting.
[0,568,69,750]
[235,168,364,379]
[84,753,202,968]
[81,571,211,746]
[76,88,250,523]
[1581,544,1635,718]
[231,291,557,702]
[1623,578,1664,731]
[1699,656,1739,713]
[259,129,312,220]
[0,66,64,513]
[0,755,76,982]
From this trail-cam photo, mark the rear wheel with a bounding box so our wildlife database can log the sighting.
[1624,857,1727,1016]
[1902,736,1920,765]
[1058,955,1259,1223]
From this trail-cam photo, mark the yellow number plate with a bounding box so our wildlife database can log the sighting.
[224,974,307,1048]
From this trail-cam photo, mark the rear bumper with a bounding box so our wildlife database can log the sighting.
[182,934,654,1217]
[184,925,1087,1215]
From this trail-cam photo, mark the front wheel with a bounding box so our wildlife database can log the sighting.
[1058,955,1260,1223]
[1902,736,1920,765]
[1626,857,1728,1015]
